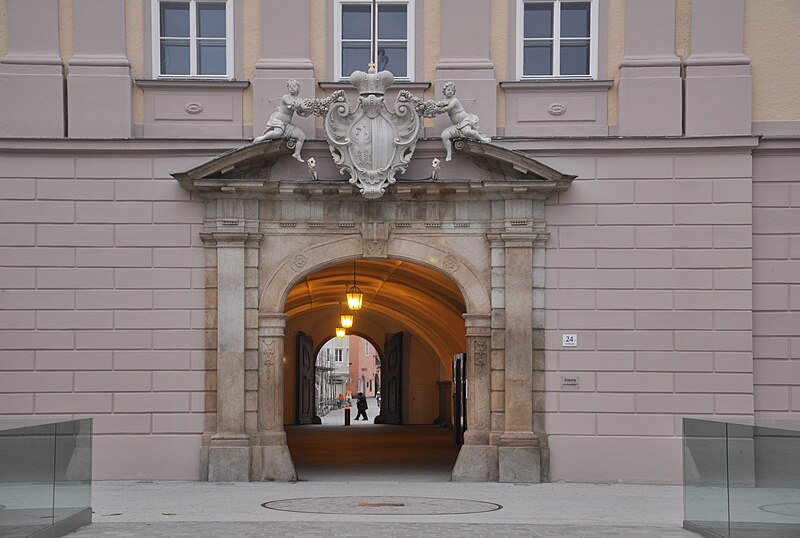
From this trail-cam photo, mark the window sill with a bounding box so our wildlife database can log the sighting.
[500,79,613,91]
[136,79,250,90]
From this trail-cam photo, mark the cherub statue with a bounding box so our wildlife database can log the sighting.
[400,82,492,162]
[254,79,310,162]
[437,82,491,161]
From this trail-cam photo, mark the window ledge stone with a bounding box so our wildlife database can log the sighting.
[500,79,613,91]
[136,79,250,90]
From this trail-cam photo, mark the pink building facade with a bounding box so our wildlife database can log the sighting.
[0,0,798,483]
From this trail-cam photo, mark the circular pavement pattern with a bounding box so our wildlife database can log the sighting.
[261,496,502,515]
[759,503,800,518]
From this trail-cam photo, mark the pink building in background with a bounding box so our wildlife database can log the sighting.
[0,0,798,484]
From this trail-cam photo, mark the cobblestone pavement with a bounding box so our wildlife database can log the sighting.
[70,521,696,537]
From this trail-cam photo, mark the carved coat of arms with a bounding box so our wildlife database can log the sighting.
[323,69,421,199]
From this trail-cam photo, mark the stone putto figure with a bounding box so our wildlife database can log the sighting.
[437,81,492,161]
[402,81,492,161]
[254,79,310,162]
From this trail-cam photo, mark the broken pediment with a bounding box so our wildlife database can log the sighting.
[172,138,575,200]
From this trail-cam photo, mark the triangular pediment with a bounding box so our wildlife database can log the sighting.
[173,138,575,198]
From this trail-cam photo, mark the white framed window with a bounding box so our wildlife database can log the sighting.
[151,0,233,78]
[517,0,598,79]
[335,0,415,80]
[365,342,370,356]
[335,349,343,362]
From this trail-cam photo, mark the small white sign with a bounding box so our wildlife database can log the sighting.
[562,334,577,347]
[561,376,580,390]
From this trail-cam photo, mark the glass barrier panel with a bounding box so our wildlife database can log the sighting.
[683,418,730,537]
[53,419,92,526]
[0,423,56,538]
[728,422,800,538]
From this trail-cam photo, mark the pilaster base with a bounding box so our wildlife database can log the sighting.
[208,437,250,482]
[452,444,498,482]
[498,445,541,483]
[251,443,297,482]
[617,63,682,136]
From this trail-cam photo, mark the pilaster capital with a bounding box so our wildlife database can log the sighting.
[498,232,546,249]
[201,232,262,248]
[258,313,288,334]
[463,313,491,337]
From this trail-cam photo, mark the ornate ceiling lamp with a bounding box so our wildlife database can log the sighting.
[335,326,346,339]
[339,302,354,329]
[346,261,363,311]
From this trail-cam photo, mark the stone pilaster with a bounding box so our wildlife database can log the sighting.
[253,0,316,139]
[67,0,132,137]
[617,0,682,136]
[434,0,496,136]
[207,232,250,482]
[684,0,751,136]
[252,313,297,481]
[452,313,496,481]
[0,0,65,137]
[498,233,540,483]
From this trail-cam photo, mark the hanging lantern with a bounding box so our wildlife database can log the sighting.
[346,261,363,311]
[335,326,346,338]
[339,301,354,328]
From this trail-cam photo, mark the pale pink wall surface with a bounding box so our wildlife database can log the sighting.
[0,153,212,480]
[542,151,755,484]
[752,152,800,418]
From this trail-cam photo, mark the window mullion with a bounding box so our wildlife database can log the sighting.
[189,0,197,76]
[552,0,561,76]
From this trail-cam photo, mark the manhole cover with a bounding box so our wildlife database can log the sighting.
[759,503,800,518]
[262,496,502,515]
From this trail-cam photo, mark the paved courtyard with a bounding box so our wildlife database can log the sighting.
[65,480,696,537]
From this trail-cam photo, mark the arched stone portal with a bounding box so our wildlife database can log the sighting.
[174,138,574,483]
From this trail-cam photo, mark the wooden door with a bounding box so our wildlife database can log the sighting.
[381,332,403,425]
[296,331,316,424]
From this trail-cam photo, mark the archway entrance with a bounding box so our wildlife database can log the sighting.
[281,259,466,480]
[177,137,574,483]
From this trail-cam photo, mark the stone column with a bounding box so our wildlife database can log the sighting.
[252,313,297,481]
[0,0,65,137]
[207,232,250,481]
[617,0,682,136]
[498,233,540,483]
[684,0,751,136]
[253,0,316,139]
[434,0,496,136]
[452,313,496,481]
[68,0,132,138]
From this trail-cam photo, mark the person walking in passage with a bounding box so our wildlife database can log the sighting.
[355,392,369,421]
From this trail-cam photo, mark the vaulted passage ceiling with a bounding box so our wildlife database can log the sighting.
[285,259,467,358]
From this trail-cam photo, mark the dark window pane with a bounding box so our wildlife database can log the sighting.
[160,2,189,38]
[523,43,552,76]
[342,42,371,77]
[198,40,226,75]
[160,39,190,75]
[524,3,553,39]
[198,2,226,38]
[378,4,407,40]
[561,2,590,38]
[342,4,371,40]
[560,41,590,75]
[377,41,407,77]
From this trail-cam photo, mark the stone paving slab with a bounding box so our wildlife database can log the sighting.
[69,521,696,537]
